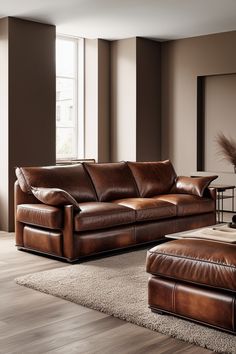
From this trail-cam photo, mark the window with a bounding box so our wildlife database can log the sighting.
[56,36,84,160]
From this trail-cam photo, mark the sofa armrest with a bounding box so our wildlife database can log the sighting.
[14,181,39,246]
[203,187,216,200]
[63,205,76,261]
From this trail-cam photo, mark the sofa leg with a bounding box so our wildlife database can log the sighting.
[155,310,164,315]
[149,306,164,315]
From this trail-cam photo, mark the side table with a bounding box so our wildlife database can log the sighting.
[210,184,235,223]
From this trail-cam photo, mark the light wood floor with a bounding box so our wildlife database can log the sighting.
[0,233,214,354]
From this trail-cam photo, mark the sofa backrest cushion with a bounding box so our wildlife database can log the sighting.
[84,162,139,202]
[15,164,97,202]
[127,160,177,197]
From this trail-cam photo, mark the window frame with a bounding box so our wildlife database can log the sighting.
[56,34,84,161]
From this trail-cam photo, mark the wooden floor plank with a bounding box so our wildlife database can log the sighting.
[0,234,214,354]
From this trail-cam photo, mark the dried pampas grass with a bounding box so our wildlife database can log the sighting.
[216,132,236,167]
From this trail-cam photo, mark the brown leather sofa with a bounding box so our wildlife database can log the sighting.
[146,239,236,333]
[15,160,217,262]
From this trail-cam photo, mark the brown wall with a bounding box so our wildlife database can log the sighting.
[161,30,236,175]
[98,39,110,162]
[0,18,9,229]
[84,39,110,162]
[204,74,236,173]
[136,38,161,161]
[0,17,56,231]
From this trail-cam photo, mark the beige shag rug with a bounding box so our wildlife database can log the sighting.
[16,249,236,354]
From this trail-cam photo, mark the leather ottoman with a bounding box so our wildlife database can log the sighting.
[146,239,236,333]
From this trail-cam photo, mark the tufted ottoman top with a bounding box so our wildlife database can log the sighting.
[146,239,236,292]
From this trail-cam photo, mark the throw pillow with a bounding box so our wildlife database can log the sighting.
[171,175,218,197]
[31,187,81,210]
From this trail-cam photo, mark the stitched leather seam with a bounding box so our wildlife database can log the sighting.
[232,297,235,331]
[76,219,135,230]
[133,206,176,212]
[148,250,236,269]
[116,205,177,218]
[172,282,177,312]
[148,272,235,293]
[157,197,212,204]
[137,214,176,222]
[19,207,59,213]
[79,210,134,217]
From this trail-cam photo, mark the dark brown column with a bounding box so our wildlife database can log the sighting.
[0,17,56,231]
[136,38,161,161]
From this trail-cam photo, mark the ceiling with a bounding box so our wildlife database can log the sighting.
[1,0,236,40]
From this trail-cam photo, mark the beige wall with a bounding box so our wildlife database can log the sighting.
[110,37,161,162]
[0,17,56,231]
[204,74,236,173]
[162,31,236,175]
[98,40,110,162]
[110,38,137,161]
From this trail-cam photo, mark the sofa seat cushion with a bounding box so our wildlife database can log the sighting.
[17,204,62,229]
[153,194,215,216]
[75,202,135,232]
[112,198,176,222]
[146,239,236,292]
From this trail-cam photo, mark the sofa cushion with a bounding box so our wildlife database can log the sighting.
[31,187,81,210]
[84,162,138,202]
[15,164,97,203]
[153,194,215,217]
[146,239,236,291]
[17,204,62,229]
[75,202,135,232]
[171,175,218,197]
[127,160,176,197]
[112,198,176,222]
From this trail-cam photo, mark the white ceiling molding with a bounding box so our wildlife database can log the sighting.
[1,0,236,40]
